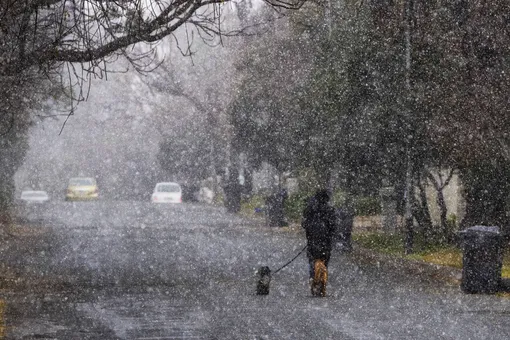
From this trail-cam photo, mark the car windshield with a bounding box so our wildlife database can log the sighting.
[69,178,95,186]
[22,192,47,198]
[156,184,180,193]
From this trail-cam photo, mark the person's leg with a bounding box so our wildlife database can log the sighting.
[306,248,315,279]
[324,252,331,268]
[310,257,319,296]
[308,257,315,279]
[345,231,352,251]
[322,252,331,296]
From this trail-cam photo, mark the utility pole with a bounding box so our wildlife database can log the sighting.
[207,105,219,196]
[403,0,415,255]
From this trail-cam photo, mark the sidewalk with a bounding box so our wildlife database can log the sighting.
[0,221,63,292]
[346,245,462,286]
[275,222,464,287]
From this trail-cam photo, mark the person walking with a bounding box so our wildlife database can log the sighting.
[302,189,337,296]
[224,169,242,213]
[336,201,355,252]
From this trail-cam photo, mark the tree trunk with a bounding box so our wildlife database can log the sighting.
[436,188,448,241]
[426,169,455,243]
[243,166,253,196]
[404,150,414,254]
[0,172,15,228]
[415,177,433,242]
[314,162,332,191]
[403,0,415,255]
[0,131,29,228]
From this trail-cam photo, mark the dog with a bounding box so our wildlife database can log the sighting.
[256,266,271,295]
[311,259,328,297]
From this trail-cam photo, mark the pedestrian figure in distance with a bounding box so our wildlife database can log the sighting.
[302,189,337,297]
[265,188,288,227]
[336,201,355,252]
[224,169,242,213]
[276,188,289,227]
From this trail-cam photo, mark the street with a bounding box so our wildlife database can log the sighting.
[1,201,509,339]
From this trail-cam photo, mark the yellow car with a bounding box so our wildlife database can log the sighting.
[66,177,99,201]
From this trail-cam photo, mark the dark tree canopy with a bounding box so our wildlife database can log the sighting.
[228,0,510,235]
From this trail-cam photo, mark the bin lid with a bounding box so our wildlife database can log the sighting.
[459,225,500,235]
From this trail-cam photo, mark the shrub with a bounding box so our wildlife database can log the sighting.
[444,213,458,244]
[331,190,347,208]
[353,232,404,254]
[240,195,266,217]
[213,192,224,206]
[284,191,381,220]
[284,192,310,222]
[353,196,381,216]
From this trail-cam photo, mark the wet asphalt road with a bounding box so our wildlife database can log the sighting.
[2,201,510,339]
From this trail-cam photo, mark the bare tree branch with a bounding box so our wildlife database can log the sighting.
[1,0,304,77]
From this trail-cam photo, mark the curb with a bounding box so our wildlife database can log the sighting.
[5,224,50,237]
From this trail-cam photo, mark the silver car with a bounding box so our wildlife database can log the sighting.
[20,190,50,204]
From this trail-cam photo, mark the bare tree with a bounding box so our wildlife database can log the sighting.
[1,0,307,128]
[1,0,306,75]
[0,0,305,222]
[147,61,229,192]
[426,168,455,241]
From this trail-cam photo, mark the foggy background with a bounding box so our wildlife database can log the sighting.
[15,3,247,201]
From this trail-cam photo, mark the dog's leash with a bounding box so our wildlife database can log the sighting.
[272,244,307,275]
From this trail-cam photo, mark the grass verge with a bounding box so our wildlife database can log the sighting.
[240,195,266,218]
[353,231,510,278]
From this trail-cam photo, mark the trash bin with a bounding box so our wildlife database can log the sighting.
[459,226,504,294]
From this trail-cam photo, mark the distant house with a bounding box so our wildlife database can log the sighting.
[424,168,465,227]
[251,162,296,194]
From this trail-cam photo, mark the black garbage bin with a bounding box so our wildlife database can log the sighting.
[459,226,503,294]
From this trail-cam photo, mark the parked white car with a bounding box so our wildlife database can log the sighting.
[20,190,50,204]
[151,182,182,203]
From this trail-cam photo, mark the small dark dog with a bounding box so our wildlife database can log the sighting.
[256,266,271,295]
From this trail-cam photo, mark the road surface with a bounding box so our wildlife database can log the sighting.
[1,201,510,339]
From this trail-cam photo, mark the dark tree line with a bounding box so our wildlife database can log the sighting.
[228,0,510,243]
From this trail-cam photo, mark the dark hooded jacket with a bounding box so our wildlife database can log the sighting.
[302,190,337,260]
